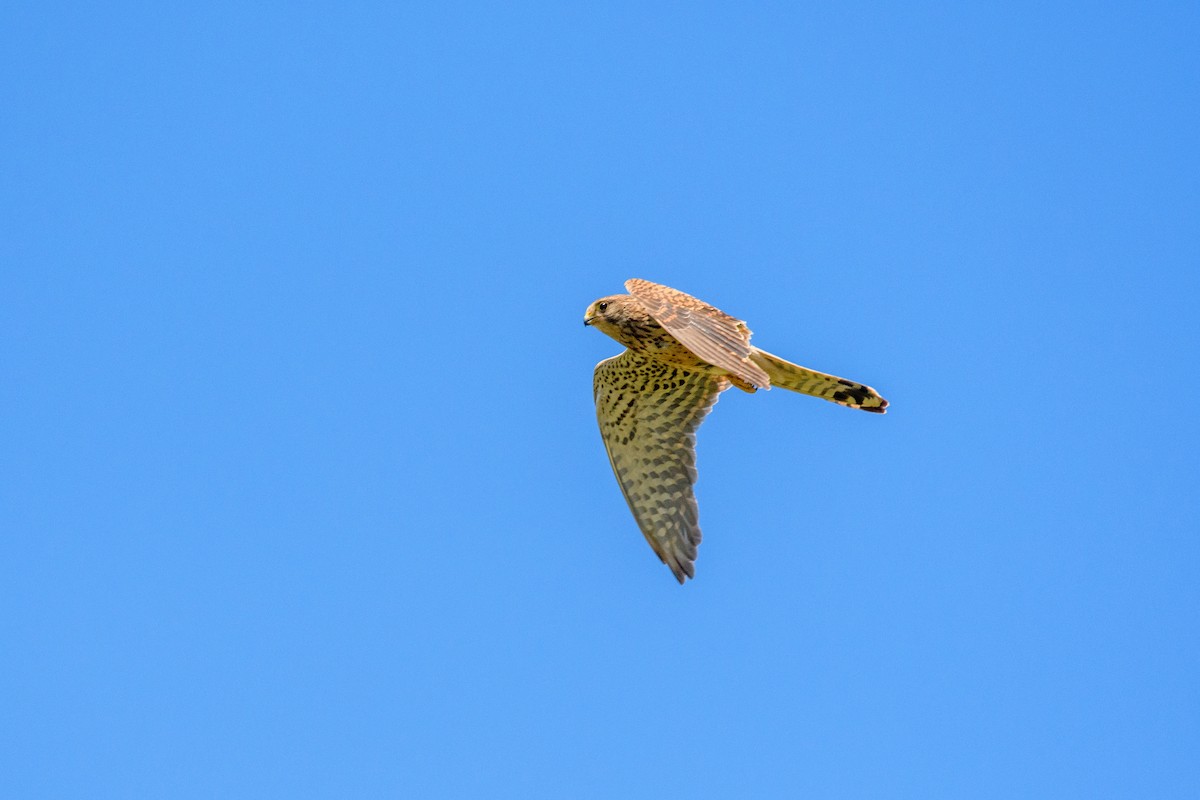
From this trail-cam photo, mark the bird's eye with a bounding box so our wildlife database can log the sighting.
[598,302,609,312]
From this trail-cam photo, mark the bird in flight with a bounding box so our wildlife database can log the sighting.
[585,278,888,583]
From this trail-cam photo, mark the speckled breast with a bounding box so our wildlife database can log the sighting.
[622,319,719,374]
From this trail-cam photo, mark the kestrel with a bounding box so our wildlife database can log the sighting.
[584,278,888,583]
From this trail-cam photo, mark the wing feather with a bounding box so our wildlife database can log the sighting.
[626,278,770,388]
[593,350,728,583]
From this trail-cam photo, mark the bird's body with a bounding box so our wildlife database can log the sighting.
[585,279,888,583]
[586,300,730,379]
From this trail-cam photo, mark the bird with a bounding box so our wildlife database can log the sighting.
[584,278,888,583]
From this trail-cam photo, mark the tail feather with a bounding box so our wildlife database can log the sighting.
[750,348,888,413]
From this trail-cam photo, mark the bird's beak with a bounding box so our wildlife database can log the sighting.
[583,315,597,326]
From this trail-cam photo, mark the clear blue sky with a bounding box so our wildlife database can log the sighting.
[3,3,1197,798]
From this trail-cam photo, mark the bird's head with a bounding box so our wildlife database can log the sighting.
[583,294,641,341]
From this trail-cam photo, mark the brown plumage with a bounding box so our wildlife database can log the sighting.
[584,278,888,583]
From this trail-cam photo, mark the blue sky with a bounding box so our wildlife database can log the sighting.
[2,3,1197,797]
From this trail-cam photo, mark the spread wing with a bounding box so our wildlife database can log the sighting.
[593,350,729,583]
[626,278,770,389]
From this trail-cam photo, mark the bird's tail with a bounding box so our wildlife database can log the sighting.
[750,348,888,413]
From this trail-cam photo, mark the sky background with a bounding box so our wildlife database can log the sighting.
[2,3,1198,798]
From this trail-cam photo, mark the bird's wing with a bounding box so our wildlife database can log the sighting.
[594,350,729,583]
[625,278,770,388]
